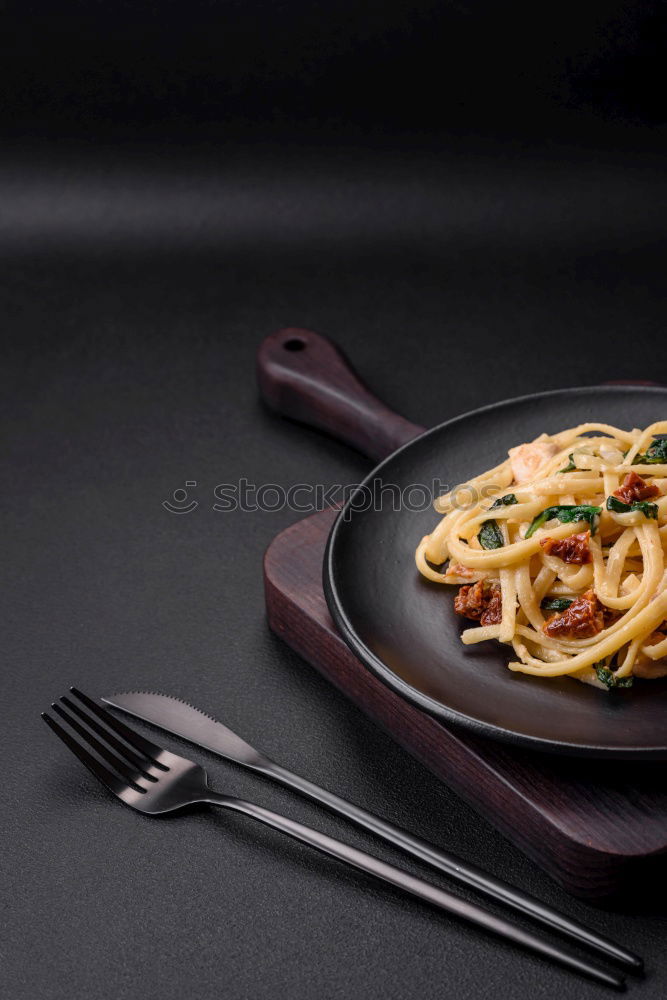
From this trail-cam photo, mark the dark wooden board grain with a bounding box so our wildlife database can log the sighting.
[264,506,667,899]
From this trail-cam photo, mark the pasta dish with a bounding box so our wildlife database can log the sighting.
[415,422,667,689]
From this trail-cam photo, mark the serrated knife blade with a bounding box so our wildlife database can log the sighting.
[101,691,268,769]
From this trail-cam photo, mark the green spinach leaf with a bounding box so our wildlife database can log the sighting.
[632,436,667,465]
[478,520,504,550]
[558,453,590,473]
[490,493,518,508]
[594,662,634,689]
[540,597,573,612]
[606,496,658,519]
[525,504,602,539]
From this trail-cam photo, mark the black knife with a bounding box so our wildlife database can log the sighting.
[102,689,642,974]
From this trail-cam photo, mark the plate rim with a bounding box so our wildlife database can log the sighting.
[323,383,667,759]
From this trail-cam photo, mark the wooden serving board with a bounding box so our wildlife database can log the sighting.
[264,506,667,899]
[258,327,667,899]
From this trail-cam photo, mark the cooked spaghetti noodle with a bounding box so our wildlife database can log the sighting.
[415,422,667,689]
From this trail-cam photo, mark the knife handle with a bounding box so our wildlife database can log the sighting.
[255,761,639,972]
[205,791,623,990]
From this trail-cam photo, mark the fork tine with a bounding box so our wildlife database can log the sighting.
[70,687,168,768]
[42,713,129,796]
[52,703,147,790]
[61,696,157,780]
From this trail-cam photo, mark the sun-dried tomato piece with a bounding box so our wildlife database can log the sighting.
[480,585,503,626]
[543,589,604,639]
[454,581,502,624]
[454,581,485,620]
[540,530,591,565]
[613,471,659,504]
[443,562,476,582]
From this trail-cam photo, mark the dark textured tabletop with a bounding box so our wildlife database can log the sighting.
[3,3,667,997]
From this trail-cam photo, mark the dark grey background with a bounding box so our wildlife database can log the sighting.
[2,2,667,998]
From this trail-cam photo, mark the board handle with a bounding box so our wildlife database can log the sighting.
[256,328,425,462]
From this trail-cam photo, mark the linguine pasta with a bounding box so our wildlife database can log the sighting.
[415,422,667,689]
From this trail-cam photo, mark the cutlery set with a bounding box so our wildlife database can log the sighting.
[43,687,643,991]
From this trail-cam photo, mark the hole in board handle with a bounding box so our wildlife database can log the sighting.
[283,338,306,352]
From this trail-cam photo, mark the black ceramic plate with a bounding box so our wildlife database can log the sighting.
[324,386,667,758]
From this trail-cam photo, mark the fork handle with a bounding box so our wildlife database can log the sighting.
[252,761,639,972]
[206,792,623,990]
